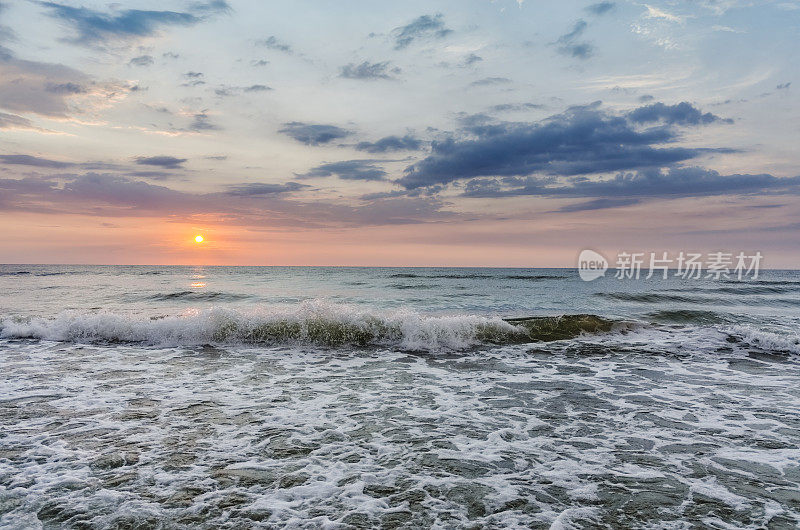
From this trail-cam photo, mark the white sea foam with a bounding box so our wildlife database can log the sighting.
[726,325,800,354]
[0,300,624,351]
[0,300,523,351]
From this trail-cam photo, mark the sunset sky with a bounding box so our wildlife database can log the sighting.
[1,0,798,266]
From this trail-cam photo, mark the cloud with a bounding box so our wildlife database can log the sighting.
[643,4,684,22]
[554,197,640,212]
[134,156,186,169]
[399,102,728,189]
[0,173,452,227]
[38,2,227,46]
[0,154,73,168]
[463,53,483,66]
[190,1,232,14]
[777,82,791,90]
[0,45,131,118]
[490,103,544,112]
[355,135,422,153]
[393,13,452,49]
[189,112,220,131]
[215,84,272,96]
[585,2,615,15]
[244,84,272,92]
[340,61,399,80]
[470,77,512,87]
[298,160,387,181]
[226,182,307,196]
[256,36,292,53]
[628,101,731,125]
[0,112,43,131]
[279,122,352,145]
[460,167,800,201]
[555,20,594,59]
[128,55,154,67]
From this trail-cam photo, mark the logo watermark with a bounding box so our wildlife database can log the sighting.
[578,249,608,281]
[577,250,763,281]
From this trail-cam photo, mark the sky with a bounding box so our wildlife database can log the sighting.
[0,0,798,266]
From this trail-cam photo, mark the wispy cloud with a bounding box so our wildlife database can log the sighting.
[38,1,230,46]
[340,61,399,80]
[555,20,594,59]
[255,35,293,53]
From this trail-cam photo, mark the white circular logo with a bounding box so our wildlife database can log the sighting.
[578,249,608,281]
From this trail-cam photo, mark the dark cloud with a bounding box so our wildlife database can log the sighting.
[399,102,729,189]
[340,61,399,80]
[38,1,227,45]
[556,20,594,59]
[128,55,154,67]
[299,160,387,181]
[279,122,352,146]
[0,154,73,168]
[244,84,272,92]
[470,77,512,87]
[134,156,186,169]
[393,13,452,49]
[638,94,654,102]
[585,2,615,15]
[460,167,800,202]
[251,59,269,67]
[256,36,292,53]
[355,135,422,153]
[776,82,791,90]
[628,102,731,125]
[226,182,307,196]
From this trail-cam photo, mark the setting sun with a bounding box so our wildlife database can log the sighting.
[194,235,204,243]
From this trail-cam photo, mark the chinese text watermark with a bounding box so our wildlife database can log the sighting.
[578,250,763,281]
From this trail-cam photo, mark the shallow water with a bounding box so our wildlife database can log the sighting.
[1,266,799,528]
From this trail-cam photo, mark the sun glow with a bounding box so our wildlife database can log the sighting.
[194,235,204,243]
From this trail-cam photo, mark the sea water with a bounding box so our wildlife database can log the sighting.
[1,265,799,528]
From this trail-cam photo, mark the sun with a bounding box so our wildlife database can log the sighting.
[194,235,204,243]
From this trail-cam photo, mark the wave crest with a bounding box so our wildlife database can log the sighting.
[0,301,620,351]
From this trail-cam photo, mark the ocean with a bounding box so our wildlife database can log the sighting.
[1,265,799,528]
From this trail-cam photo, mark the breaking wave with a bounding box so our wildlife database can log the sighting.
[725,325,800,355]
[0,301,622,351]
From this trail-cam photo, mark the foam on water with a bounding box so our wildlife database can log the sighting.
[0,300,624,351]
[2,265,800,527]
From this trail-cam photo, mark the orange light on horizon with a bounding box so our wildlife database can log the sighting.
[194,235,204,243]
